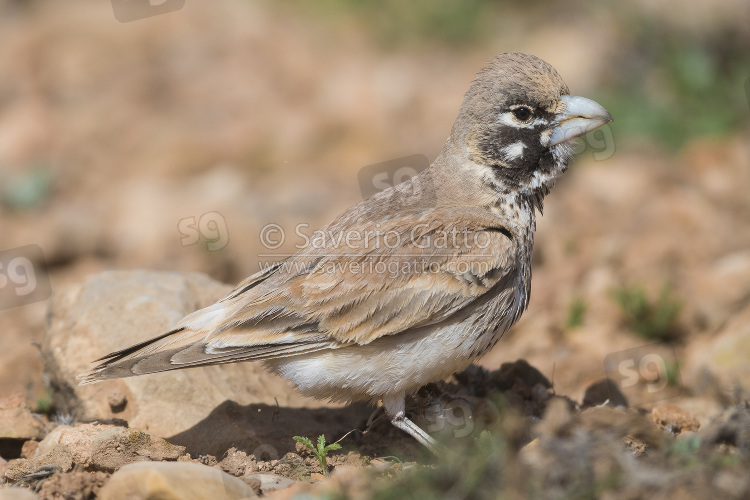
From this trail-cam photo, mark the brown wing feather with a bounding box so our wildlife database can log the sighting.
[207,205,516,346]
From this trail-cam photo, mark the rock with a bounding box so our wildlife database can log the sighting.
[0,488,40,500]
[369,458,392,471]
[684,300,750,395]
[0,394,45,443]
[43,271,368,457]
[294,440,312,457]
[534,397,574,438]
[33,424,104,470]
[579,406,665,450]
[99,461,258,500]
[4,424,185,481]
[242,473,298,494]
[37,470,108,500]
[242,476,262,497]
[4,449,73,483]
[490,359,552,393]
[19,441,38,460]
[649,404,700,434]
[107,390,127,413]
[581,378,628,408]
[261,465,369,500]
[219,447,251,476]
[89,427,185,471]
[698,404,750,454]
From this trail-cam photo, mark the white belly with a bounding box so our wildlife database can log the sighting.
[265,285,523,403]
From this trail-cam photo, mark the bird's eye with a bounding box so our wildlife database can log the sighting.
[512,106,533,122]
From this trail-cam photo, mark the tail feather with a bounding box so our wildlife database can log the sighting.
[77,327,208,385]
[91,328,186,363]
[77,300,336,386]
[77,329,335,386]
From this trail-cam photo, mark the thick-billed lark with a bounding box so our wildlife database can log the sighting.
[79,53,612,452]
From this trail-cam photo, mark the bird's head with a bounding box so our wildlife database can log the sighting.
[454,52,612,200]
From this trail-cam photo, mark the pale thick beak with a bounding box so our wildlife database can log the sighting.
[548,95,613,146]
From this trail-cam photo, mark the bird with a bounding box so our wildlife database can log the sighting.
[79,52,612,453]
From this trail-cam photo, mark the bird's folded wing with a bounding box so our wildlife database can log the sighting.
[206,206,517,349]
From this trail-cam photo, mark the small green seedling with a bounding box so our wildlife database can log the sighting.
[35,387,53,415]
[293,434,342,475]
[611,285,682,341]
[566,297,587,330]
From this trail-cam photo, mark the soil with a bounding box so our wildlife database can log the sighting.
[2,362,750,498]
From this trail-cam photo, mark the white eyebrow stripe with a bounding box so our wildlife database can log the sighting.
[500,141,526,161]
[496,112,547,129]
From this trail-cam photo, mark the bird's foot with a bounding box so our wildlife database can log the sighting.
[389,410,440,455]
[383,393,440,455]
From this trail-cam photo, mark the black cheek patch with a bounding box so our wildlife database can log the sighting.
[536,148,560,176]
[472,124,548,189]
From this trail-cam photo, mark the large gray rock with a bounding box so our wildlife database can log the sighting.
[43,271,369,456]
[99,461,258,500]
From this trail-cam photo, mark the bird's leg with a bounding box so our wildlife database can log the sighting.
[383,394,439,455]
[366,405,385,429]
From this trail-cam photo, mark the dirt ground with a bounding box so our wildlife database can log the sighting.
[1,1,749,498]
[2,362,749,498]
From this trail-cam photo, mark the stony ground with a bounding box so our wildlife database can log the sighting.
[1,1,750,499]
[1,359,749,499]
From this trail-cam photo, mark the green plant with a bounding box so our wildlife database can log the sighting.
[566,297,587,330]
[611,285,682,342]
[667,436,701,468]
[35,388,53,415]
[281,0,501,47]
[371,423,513,500]
[594,10,750,150]
[293,434,342,476]
[665,360,681,387]
[1,166,52,211]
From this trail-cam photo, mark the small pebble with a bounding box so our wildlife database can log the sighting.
[107,391,127,413]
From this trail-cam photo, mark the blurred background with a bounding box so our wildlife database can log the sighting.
[0,0,749,416]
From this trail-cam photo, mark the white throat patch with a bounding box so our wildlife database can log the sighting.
[499,141,526,162]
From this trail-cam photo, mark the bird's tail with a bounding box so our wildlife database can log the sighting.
[77,300,334,385]
[77,303,229,385]
[76,327,206,385]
